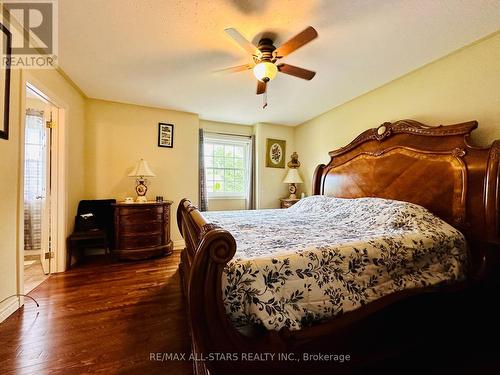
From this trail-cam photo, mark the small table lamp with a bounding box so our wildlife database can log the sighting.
[283,152,303,199]
[128,159,156,203]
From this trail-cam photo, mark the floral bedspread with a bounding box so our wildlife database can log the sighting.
[203,196,466,332]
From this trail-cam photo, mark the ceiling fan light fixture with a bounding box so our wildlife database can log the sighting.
[253,61,278,82]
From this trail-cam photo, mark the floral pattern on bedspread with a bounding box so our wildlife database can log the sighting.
[203,196,467,331]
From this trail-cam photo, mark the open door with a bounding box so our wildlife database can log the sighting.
[39,108,56,274]
[23,79,66,293]
[24,86,57,284]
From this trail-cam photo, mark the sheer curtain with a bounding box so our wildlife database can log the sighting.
[246,134,256,210]
[199,129,208,211]
[24,109,45,251]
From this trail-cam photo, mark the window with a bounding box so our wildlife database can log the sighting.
[204,134,251,199]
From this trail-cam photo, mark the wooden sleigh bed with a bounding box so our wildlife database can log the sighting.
[177,120,499,375]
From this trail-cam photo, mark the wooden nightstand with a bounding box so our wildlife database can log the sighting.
[280,198,300,209]
[113,201,173,260]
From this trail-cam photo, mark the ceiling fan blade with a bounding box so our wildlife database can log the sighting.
[277,64,316,80]
[224,28,260,56]
[256,80,267,95]
[275,26,318,57]
[213,64,253,75]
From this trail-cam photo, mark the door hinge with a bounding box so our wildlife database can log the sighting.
[46,120,55,129]
[44,251,54,259]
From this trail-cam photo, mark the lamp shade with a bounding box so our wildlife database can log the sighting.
[253,62,278,82]
[282,168,303,184]
[128,159,156,177]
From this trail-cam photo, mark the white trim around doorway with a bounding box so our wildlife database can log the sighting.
[17,70,69,304]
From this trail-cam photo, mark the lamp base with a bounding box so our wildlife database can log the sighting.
[288,183,297,199]
[135,178,148,203]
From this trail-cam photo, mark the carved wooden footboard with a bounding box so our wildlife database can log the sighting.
[177,198,446,375]
[177,120,499,375]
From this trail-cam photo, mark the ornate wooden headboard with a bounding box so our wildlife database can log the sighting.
[312,120,499,243]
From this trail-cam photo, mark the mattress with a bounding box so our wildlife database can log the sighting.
[202,195,467,332]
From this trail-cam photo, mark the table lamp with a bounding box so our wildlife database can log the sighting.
[283,152,303,199]
[128,159,156,202]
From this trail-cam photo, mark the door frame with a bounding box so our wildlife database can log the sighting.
[17,70,68,296]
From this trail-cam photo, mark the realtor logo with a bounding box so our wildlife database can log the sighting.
[1,0,58,68]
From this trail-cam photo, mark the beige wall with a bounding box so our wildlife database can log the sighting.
[255,123,296,209]
[0,68,86,321]
[0,70,22,321]
[207,199,247,211]
[200,119,253,211]
[85,99,199,243]
[295,32,500,192]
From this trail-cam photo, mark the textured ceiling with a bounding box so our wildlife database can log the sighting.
[58,0,500,125]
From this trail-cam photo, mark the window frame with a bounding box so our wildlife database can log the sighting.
[203,133,252,200]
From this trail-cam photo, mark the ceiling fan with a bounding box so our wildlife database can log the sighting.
[217,26,318,105]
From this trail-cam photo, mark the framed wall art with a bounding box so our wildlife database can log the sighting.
[0,22,12,140]
[265,138,286,168]
[158,123,174,148]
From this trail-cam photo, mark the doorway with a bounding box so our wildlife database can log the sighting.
[23,84,58,293]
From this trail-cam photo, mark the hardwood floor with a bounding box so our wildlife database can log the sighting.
[3,250,499,375]
[24,257,49,294]
[0,251,192,375]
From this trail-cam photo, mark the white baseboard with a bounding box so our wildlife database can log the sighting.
[173,240,185,250]
[0,297,21,323]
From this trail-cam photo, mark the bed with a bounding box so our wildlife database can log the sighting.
[177,120,499,375]
[203,196,467,332]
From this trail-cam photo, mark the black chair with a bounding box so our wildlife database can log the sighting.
[67,199,116,269]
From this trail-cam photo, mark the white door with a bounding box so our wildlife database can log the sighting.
[25,86,56,275]
[39,108,53,274]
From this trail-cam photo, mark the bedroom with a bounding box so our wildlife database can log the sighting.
[0,0,499,374]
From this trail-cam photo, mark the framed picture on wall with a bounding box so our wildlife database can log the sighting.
[0,22,12,141]
[158,123,174,148]
[265,138,286,168]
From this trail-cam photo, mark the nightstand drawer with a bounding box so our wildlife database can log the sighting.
[118,206,163,217]
[120,222,163,235]
[119,233,162,249]
[119,213,164,225]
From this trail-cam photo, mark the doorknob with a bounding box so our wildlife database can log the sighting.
[36,195,45,199]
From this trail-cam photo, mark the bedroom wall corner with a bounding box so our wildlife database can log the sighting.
[84,99,199,242]
[294,31,500,192]
[254,122,296,209]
